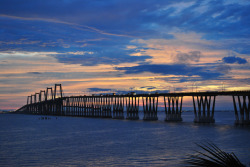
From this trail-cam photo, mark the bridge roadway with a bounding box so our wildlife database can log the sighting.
[15,84,250,125]
[69,90,250,98]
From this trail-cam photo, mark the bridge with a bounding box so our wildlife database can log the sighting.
[15,84,250,125]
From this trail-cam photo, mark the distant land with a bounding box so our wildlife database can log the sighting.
[0,110,15,114]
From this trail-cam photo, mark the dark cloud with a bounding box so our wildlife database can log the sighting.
[87,87,170,94]
[27,72,42,75]
[1,0,249,40]
[222,56,247,64]
[176,51,201,63]
[116,64,222,80]
[215,64,231,74]
[87,88,112,92]
[53,52,151,66]
[239,78,250,84]
[0,0,249,55]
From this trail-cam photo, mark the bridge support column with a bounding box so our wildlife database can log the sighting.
[86,97,92,117]
[101,96,112,118]
[27,96,31,114]
[142,96,158,121]
[79,97,83,117]
[73,98,77,116]
[83,97,87,117]
[193,96,216,123]
[113,96,124,119]
[126,96,139,120]
[233,95,250,125]
[71,98,75,116]
[164,96,183,122]
[93,97,101,117]
[65,98,70,116]
[54,99,63,116]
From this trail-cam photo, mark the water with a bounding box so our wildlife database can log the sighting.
[0,112,250,166]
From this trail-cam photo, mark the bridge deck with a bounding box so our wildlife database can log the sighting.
[64,91,250,99]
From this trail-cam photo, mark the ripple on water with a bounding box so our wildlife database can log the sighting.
[0,113,249,167]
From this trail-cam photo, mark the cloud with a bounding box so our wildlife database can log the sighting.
[87,88,112,92]
[0,14,132,37]
[27,72,42,75]
[222,56,247,64]
[1,0,250,110]
[116,64,222,80]
[53,51,151,66]
[87,87,170,94]
[215,64,231,73]
[176,51,201,63]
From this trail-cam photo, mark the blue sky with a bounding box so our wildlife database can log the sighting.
[0,0,249,109]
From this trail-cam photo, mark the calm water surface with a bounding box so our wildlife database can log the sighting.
[0,112,250,167]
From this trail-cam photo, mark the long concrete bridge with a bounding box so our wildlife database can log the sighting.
[15,84,250,125]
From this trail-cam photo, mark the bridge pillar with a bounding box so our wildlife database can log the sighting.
[101,96,112,118]
[46,87,54,115]
[54,98,63,116]
[31,94,35,114]
[90,97,94,117]
[126,96,139,120]
[83,97,87,117]
[193,96,216,123]
[68,97,72,116]
[93,96,101,117]
[39,90,46,115]
[84,97,89,117]
[142,96,158,121]
[54,84,63,99]
[73,97,77,116]
[95,97,102,117]
[65,97,69,116]
[26,96,31,114]
[85,97,93,117]
[113,96,124,119]
[164,96,183,122]
[73,98,77,116]
[76,97,81,117]
[233,95,250,125]
[34,93,40,114]
[79,97,84,117]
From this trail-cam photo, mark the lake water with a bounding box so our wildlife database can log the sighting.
[0,112,250,166]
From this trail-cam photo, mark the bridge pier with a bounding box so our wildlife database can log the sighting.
[142,96,158,121]
[79,97,84,117]
[45,87,54,115]
[101,96,112,118]
[85,97,92,117]
[75,98,79,116]
[72,98,76,116]
[54,99,63,116]
[233,95,250,125]
[126,96,139,120]
[65,98,70,116]
[164,96,183,122]
[93,96,101,117]
[193,96,216,123]
[113,96,124,119]
[26,96,31,114]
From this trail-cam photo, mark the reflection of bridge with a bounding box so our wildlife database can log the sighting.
[15,84,250,125]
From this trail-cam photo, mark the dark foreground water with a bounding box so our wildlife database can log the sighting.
[0,112,250,167]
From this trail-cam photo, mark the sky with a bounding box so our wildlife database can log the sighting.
[0,0,250,110]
